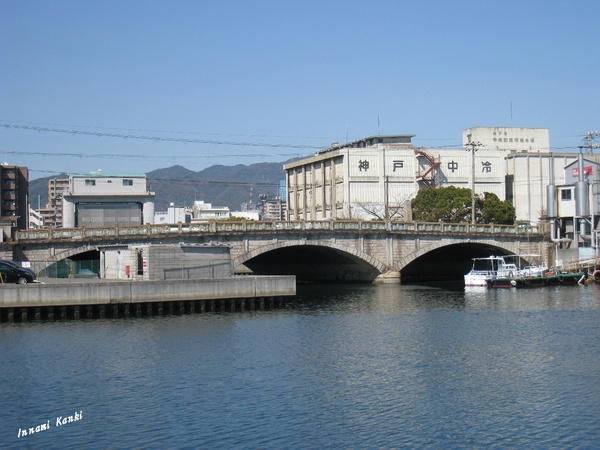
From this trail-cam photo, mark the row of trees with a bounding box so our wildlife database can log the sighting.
[410,186,516,224]
[354,186,516,224]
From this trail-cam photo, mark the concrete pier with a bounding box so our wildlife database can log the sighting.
[0,276,296,322]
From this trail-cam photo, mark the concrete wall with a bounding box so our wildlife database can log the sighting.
[100,244,232,281]
[0,276,296,308]
[506,153,578,223]
[71,174,148,195]
[146,245,232,280]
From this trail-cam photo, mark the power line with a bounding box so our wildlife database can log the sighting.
[0,119,329,141]
[1,123,320,150]
[0,148,304,161]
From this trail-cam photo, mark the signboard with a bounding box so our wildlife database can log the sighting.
[572,166,593,177]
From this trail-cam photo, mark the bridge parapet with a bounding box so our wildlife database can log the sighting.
[15,220,543,243]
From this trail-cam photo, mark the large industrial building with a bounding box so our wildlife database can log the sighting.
[284,127,589,225]
[465,127,580,223]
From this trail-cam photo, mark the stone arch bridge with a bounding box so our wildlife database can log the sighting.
[7,220,547,283]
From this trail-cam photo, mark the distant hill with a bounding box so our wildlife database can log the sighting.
[147,162,288,211]
[28,162,291,212]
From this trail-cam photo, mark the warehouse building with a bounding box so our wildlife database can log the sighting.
[284,127,584,224]
[62,172,155,228]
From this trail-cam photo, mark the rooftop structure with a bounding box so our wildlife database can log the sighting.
[462,127,550,153]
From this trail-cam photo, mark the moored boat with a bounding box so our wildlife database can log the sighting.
[488,271,585,289]
[464,256,511,287]
[464,254,527,287]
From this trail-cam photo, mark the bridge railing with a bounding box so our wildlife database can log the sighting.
[15,220,543,242]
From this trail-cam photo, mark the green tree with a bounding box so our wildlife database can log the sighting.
[411,186,471,222]
[478,192,515,225]
[411,187,515,224]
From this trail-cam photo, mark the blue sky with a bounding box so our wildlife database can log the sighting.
[1,0,599,179]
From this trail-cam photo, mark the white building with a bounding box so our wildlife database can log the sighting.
[62,172,155,227]
[285,134,504,221]
[284,128,587,225]
[231,210,261,221]
[154,203,190,224]
[465,127,580,223]
[191,200,230,221]
[260,196,287,220]
[28,206,45,229]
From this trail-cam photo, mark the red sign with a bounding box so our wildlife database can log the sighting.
[572,166,593,177]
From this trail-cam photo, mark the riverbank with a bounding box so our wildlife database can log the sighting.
[0,275,296,322]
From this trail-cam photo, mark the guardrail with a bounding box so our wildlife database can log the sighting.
[15,220,543,242]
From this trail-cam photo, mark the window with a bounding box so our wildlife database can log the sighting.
[561,189,572,201]
[85,179,96,186]
[123,179,133,186]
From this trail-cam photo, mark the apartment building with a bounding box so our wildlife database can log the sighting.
[0,164,28,240]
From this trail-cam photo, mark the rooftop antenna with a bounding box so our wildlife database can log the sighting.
[377,111,381,135]
[248,186,253,210]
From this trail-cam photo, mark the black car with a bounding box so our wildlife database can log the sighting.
[0,260,36,284]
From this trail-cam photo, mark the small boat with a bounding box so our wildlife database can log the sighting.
[464,255,519,287]
[488,270,585,289]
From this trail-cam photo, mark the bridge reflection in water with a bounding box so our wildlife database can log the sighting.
[14,220,545,284]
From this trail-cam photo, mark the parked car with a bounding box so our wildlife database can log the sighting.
[0,260,36,284]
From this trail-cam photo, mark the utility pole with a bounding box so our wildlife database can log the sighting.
[580,130,600,155]
[465,134,483,224]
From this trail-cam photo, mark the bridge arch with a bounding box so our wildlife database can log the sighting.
[34,245,100,272]
[234,239,387,283]
[395,239,528,281]
[395,239,521,272]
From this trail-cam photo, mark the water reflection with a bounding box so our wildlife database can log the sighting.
[1,282,599,448]
[296,282,600,314]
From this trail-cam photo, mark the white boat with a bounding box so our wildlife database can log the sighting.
[465,254,549,288]
[513,254,548,277]
[464,256,507,287]
[464,255,526,286]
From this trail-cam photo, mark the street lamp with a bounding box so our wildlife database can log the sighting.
[465,134,482,224]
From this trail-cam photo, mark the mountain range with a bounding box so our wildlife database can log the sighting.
[29,161,291,212]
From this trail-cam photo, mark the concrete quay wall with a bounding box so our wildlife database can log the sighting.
[0,276,296,308]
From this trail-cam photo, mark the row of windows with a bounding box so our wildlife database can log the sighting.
[492,137,535,143]
[85,179,134,186]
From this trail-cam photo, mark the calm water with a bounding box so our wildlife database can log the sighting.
[1,283,599,449]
